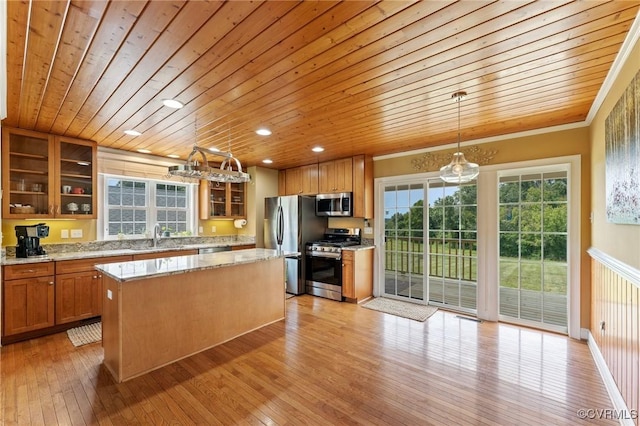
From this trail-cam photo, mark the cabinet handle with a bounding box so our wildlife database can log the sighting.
[26,269,35,273]
[49,204,54,215]
[49,281,54,285]
[56,205,61,215]
[93,275,98,279]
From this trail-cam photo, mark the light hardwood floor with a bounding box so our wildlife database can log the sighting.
[0,295,614,425]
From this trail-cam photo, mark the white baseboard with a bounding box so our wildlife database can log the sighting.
[587,330,635,425]
[580,327,590,340]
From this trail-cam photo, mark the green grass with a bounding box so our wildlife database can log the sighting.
[384,239,567,295]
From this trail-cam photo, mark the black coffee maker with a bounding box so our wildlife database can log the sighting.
[15,223,49,258]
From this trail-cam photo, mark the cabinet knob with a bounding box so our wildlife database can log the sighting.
[48,281,54,285]
[93,275,98,279]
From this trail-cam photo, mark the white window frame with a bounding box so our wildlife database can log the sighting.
[97,173,198,240]
[374,154,581,339]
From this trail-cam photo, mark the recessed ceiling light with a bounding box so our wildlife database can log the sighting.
[167,154,181,159]
[137,148,152,154]
[162,99,184,109]
[124,129,142,136]
[209,147,220,152]
[262,159,273,164]
[256,128,272,136]
[312,146,324,153]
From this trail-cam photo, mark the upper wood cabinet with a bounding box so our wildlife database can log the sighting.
[278,155,373,218]
[2,127,97,219]
[318,158,352,193]
[352,155,373,219]
[284,164,318,195]
[199,181,247,219]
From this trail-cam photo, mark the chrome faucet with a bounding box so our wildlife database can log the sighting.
[152,223,161,248]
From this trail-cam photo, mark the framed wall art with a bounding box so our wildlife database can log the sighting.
[605,69,640,224]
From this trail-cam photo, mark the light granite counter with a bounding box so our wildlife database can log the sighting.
[1,240,255,265]
[342,245,375,251]
[95,248,297,282]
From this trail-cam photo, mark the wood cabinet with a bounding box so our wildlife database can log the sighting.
[132,249,198,260]
[2,263,55,336]
[199,181,246,219]
[284,164,318,195]
[352,155,373,219]
[232,244,256,250]
[1,127,97,219]
[318,158,352,193]
[341,248,374,303]
[278,155,372,218]
[55,255,133,325]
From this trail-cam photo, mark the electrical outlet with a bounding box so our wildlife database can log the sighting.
[70,229,83,238]
[61,229,69,239]
[364,227,373,234]
[211,226,216,233]
[198,226,203,234]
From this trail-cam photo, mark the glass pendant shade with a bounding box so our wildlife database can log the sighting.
[439,152,479,183]
[440,90,479,183]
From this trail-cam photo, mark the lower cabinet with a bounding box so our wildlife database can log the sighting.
[55,271,102,324]
[342,249,374,303]
[132,249,197,260]
[232,244,256,250]
[55,255,133,325]
[3,275,55,336]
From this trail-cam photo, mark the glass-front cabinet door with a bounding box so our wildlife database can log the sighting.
[55,137,97,218]
[198,181,246,219]
[2,128,97,219]
[2,128,54,218]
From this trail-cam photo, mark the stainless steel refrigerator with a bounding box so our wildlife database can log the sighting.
[264,195,327,294]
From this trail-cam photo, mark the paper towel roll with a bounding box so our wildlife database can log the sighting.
[233,219,247,229]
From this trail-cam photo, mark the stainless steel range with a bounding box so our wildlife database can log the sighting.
[305,228,361,301]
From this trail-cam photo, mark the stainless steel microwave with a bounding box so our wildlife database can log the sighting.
[316,192,352,217]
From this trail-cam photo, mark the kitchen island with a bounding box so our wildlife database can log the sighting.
[96,248,288,383]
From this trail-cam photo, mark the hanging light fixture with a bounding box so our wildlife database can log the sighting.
[439,91,479,183]
[167,122,250,183]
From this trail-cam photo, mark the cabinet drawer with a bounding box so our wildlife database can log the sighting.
[4,262,55,280]
[342,250,354,261]
[56,255,133,274]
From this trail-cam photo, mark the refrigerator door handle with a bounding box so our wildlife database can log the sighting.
[277,205,284,245]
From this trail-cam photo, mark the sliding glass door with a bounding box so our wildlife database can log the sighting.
[381,179,478,312]
[383,183,426,301]
[498,171,568,331]
[427,180,478,312]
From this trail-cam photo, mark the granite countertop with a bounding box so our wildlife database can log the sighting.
[1,241,254,265]
[96,248,297,282]
[342,245,375,251]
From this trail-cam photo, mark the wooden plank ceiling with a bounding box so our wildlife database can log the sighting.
[3,1,640,170]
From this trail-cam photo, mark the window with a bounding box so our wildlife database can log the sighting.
[102,175,195,239]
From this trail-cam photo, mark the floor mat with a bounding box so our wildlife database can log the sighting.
[362,298,437,322]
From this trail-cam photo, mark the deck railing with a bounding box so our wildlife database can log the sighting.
[384,237,477,281]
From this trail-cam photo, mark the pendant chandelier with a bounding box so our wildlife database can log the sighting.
[439,91,479,183]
